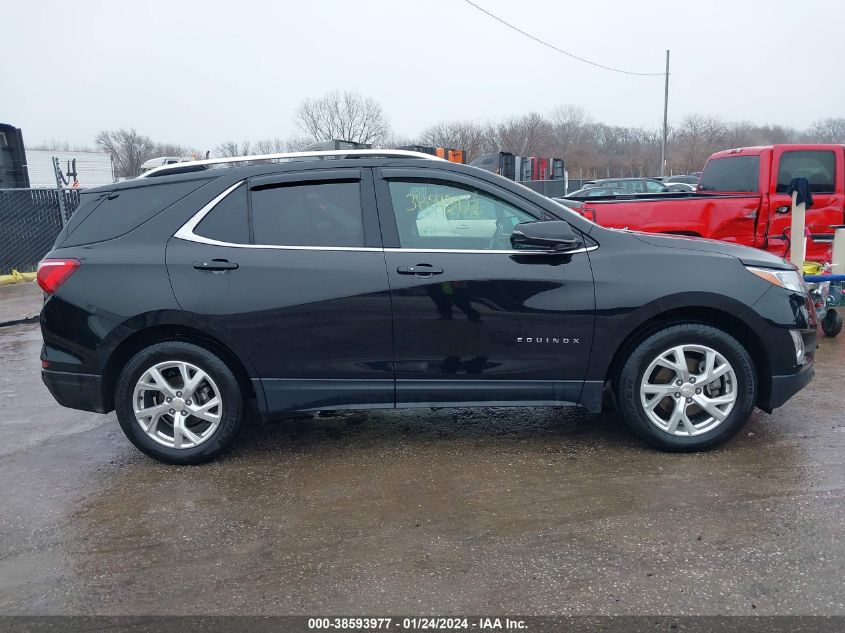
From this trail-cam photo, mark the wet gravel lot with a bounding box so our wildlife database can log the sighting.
[0,321,843,615]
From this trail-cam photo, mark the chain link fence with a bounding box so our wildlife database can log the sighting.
[0,189,81,274]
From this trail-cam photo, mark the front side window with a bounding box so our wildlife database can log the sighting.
[387,180,537,250]
[250,181,364,247]
[645,180,666,193]
[776,151,835,193]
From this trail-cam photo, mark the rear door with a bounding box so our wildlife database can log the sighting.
[166,169,394,412]
[767,146,845,260]
[374,167,596,407]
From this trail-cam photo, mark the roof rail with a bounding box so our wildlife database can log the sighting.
[137,149,443,178]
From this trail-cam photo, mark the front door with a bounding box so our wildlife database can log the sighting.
[374,167,596,407]
[166,168,394,412]
[766,145,845,260]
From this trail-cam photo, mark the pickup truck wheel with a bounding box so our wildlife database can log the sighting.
[615,323,756,452]
[115,342,245,465]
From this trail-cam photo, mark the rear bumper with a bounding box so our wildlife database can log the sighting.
[42,369,108,413]
[760,361,814,412]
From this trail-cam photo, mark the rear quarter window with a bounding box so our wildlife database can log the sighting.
[194,184,249,244]
[60,178,211,247]
[51,190,110,248]
[698,156,760,192]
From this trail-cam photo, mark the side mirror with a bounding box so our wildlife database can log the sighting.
[510,221,583,252]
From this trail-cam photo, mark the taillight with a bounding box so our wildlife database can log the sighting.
[37,258,80,294]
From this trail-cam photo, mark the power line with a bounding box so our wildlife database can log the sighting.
[462,0,665,77]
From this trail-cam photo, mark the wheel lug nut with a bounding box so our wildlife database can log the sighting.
[169,408,175,414]
[674,392,680,398]
[686,397,692,403]
[166,397,172,403]
[695,388,702,394]
[690,377,696,383]
[676,380,683,386]
[181,410,188,416]
[176,391,182,397]
[186,400,192,405]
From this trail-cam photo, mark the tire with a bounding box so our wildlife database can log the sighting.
[615,323,756,452]
[115,341,245,464]
[821,309,843,337]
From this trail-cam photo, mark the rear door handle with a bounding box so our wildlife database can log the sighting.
[397,264,444,276]
[193,259,239,271]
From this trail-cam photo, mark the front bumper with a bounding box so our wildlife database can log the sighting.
[759,359,815,412]
[42,369,108,413]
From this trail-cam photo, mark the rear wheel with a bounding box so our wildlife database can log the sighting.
[615,323,756,452]
[115,342,245,464]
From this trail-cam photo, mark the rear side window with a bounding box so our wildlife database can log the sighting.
[776,150,835,193]
[250,181,364,247]
[61,179,210,247]
[53,190,110,247]
[194,184,249,244]
[698,156,760,192]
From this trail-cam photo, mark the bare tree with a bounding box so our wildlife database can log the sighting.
[153,142,190,158]
[549,105,589,162]
[95,129,155,178]
[29,140,93,152]
[494,113,554,157]
[806,117,845,143]
[418,120,494,162]
[214,141,252,158]
[376,133,417,149]
[673,115,728,173]
[295,91,391,145]
[253,136,313,154]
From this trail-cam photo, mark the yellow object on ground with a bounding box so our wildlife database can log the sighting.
[0,270,37,285]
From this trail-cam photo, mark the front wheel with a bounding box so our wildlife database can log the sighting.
[821,309,842,337]
[615,323,757,452]
[115,342,245,464]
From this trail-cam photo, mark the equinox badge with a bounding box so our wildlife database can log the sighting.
[516,337,580,344]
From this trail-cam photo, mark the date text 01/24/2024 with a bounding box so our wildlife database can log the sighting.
[307,617,527,630]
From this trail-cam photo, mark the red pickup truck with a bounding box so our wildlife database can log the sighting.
[568,144,845,261]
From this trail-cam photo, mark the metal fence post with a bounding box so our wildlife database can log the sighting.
[52,156,67,227]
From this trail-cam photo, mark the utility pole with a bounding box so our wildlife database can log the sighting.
[660,50,670,177]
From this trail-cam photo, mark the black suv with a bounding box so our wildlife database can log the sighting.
[38,151,816,464]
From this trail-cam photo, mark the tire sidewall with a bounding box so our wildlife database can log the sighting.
[618,324,756,452]
[822,310,843,337]
[115,342,243,465]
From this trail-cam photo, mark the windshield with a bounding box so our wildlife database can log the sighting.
[698,156,760,192]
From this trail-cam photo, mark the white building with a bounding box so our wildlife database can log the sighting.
[24,149,115,189]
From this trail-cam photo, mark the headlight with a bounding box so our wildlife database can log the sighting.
[746,266,806,293]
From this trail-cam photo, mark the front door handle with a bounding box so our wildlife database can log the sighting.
[397,264,444,276]
[194,259,239,271]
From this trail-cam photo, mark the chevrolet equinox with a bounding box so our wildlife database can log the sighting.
[38,150,816,464]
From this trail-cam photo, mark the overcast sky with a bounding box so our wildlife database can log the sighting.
[4,0,844,151]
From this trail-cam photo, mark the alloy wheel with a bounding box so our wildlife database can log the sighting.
[132,361,222,449]
[639,344,737,437]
